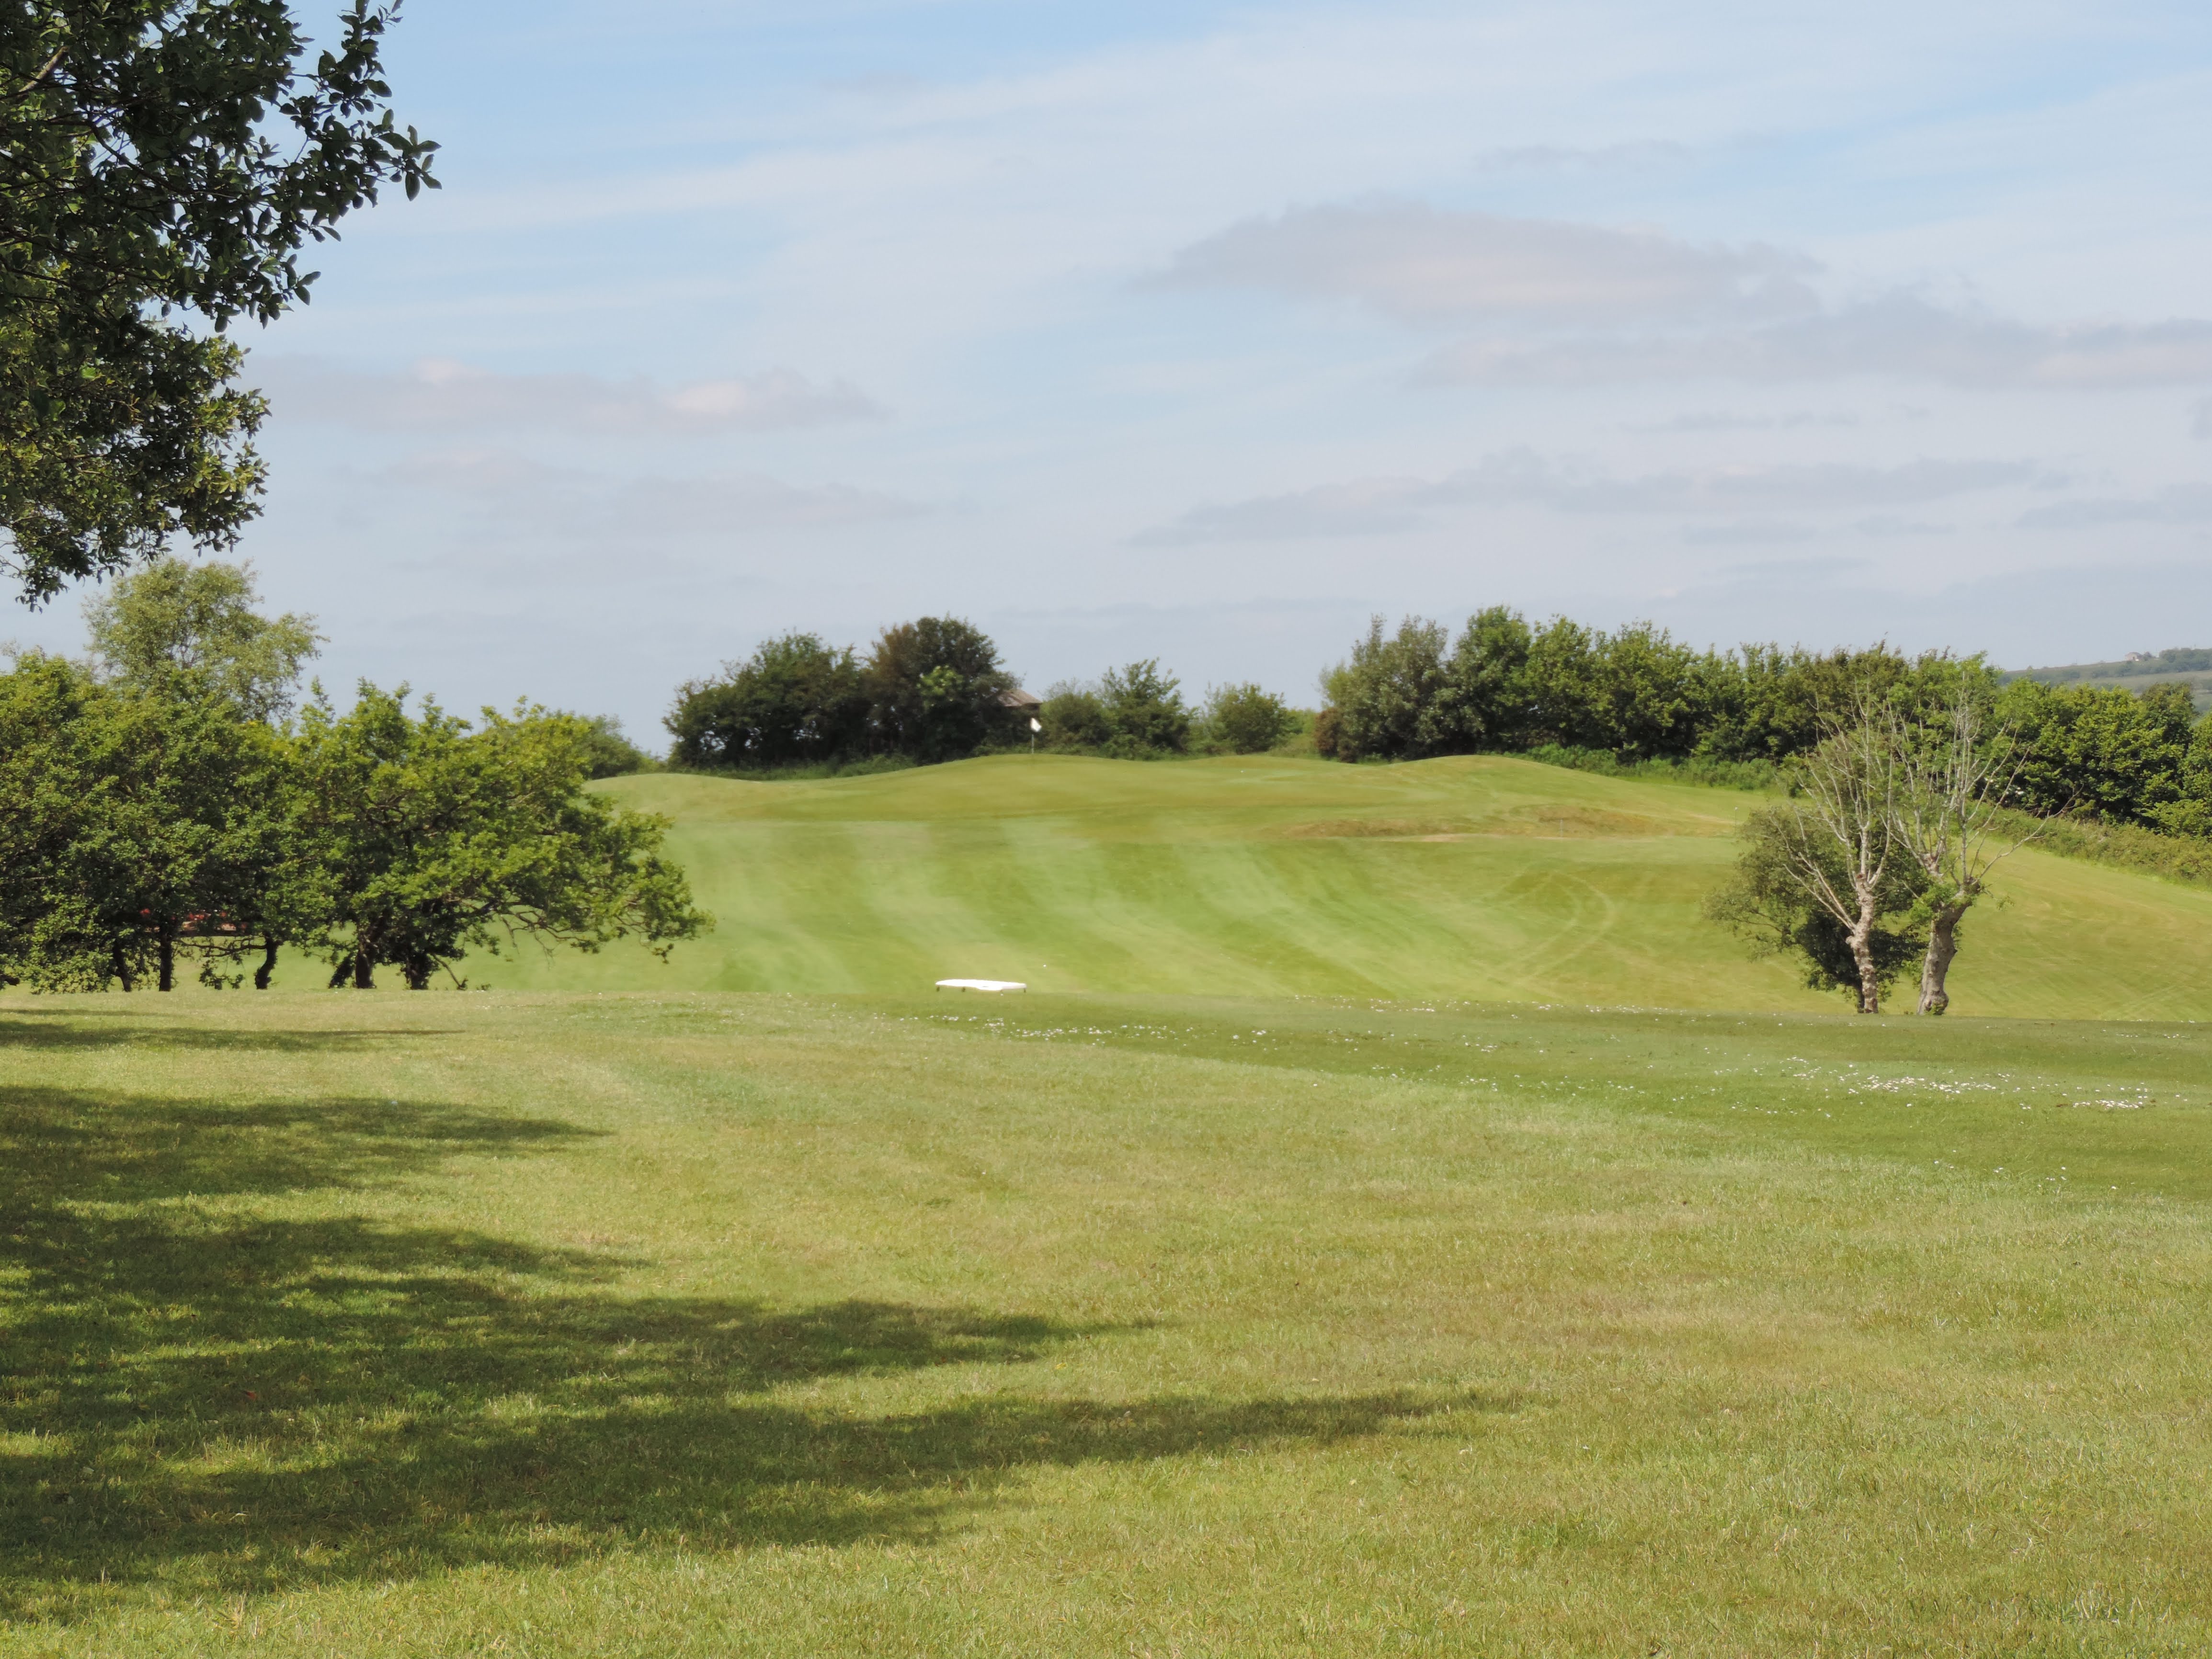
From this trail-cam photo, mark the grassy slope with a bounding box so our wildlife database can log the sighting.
[5,991,2211,1656]
[481,754,2212,1020]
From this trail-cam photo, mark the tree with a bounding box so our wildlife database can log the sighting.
[0,649,103,986]
[291,684,710,989]
[1201,682,1291,754]
[1321,615,1450,761]
[1433,605,1532,751]
[82,556,319,720]
[1698,644,1914,763]
[1710,713,1910,1013]
[1,0,437,602]
[0,649,288,990]
[1586,624,1719,761]
[1704,801,1927,1009]
[1997,678,2197,827]
[667,633,866,769]
[1098,659,1190,755]
[1037,681,1110,750]
[1887,689,2031,1015]
[863,617,1015,763]
[570,714,659,779]
[2155,714,2212,839]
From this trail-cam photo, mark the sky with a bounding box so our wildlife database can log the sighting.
[13,0,2212,737]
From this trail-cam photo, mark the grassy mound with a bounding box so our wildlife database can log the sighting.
[484,754,2212,1020]
[5,990,2210,1653]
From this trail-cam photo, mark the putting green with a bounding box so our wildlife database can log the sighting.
[480,754,2212,1019]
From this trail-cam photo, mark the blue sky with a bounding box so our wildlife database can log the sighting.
[16,0,2212,735]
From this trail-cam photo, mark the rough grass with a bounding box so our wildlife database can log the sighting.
[463,753,2212,1020]
[5,990,2212,1656]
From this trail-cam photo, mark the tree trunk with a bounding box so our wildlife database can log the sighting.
[1848,873,1882,1015]
[1917,899,1969,1015]
[112,944,134,992]
[157,928,175,992]
[254,936,279,990]
[352,929,376,990]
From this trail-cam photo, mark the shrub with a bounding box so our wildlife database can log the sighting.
[863,617,1018,763]
[1312,706,1343,760]
[1038,682,1112,750]
[1202,683,1293,754]
[1320,616,1451,760]
[1099,659,1191,754]
[571,715,660,778]
[666,634,866,769]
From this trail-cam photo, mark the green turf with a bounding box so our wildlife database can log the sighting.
[475,754,2212,1020]
[5,990,2212,1655]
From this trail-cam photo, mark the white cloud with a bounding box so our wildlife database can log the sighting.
[1148,199,1820,327]
[375,448,927,534]
[260,358,884,434]
[1134,451,2044,544]
[1152,203,2212,389]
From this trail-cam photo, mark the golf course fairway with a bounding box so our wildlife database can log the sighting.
[11,755,2212,1654]
[485,754,2212,1020]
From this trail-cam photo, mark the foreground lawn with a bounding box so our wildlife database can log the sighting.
[4,991,2211,1655]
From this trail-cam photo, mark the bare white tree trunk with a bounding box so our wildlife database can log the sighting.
[1917,899,1967,1014]
[1777,709,1901,1015]
[1886,689,2032,1016]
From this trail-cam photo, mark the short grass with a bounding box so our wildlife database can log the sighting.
[472,754,2212,1021]
[7,990,2212,1655]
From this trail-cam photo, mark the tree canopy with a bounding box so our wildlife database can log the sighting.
[83,555,320,719]
[665,617,1026,771]
[0,561,708,993]
[0,649,287,989]
[0,0,436,602]
[291,686,708,989]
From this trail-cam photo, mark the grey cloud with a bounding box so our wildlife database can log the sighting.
[2194,398,2212,439]
[376,447,926,534]
[1147,199,1819,327]
[1628,409,1858,432]
[1718,556,1872,584]
[262,357,884,434]
[2016,484,2212,529]
[1419,295,2212,389]
[1852,515,1953,537]
[1134,451,2041,545]
[1680,521,1814,546]
[1471,141,1692,174]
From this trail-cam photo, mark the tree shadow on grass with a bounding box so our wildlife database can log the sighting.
[0,1011,465,1053]
[0,1086,1451,1623]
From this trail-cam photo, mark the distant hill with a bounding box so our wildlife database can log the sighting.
[2002,648,2212,711]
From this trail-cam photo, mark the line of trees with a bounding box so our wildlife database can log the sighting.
[666,623,1298,770]
[1317,610,2212,838]
[0,561,708,993]
[1036,665,1293,758]
[666,619,1020,770]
